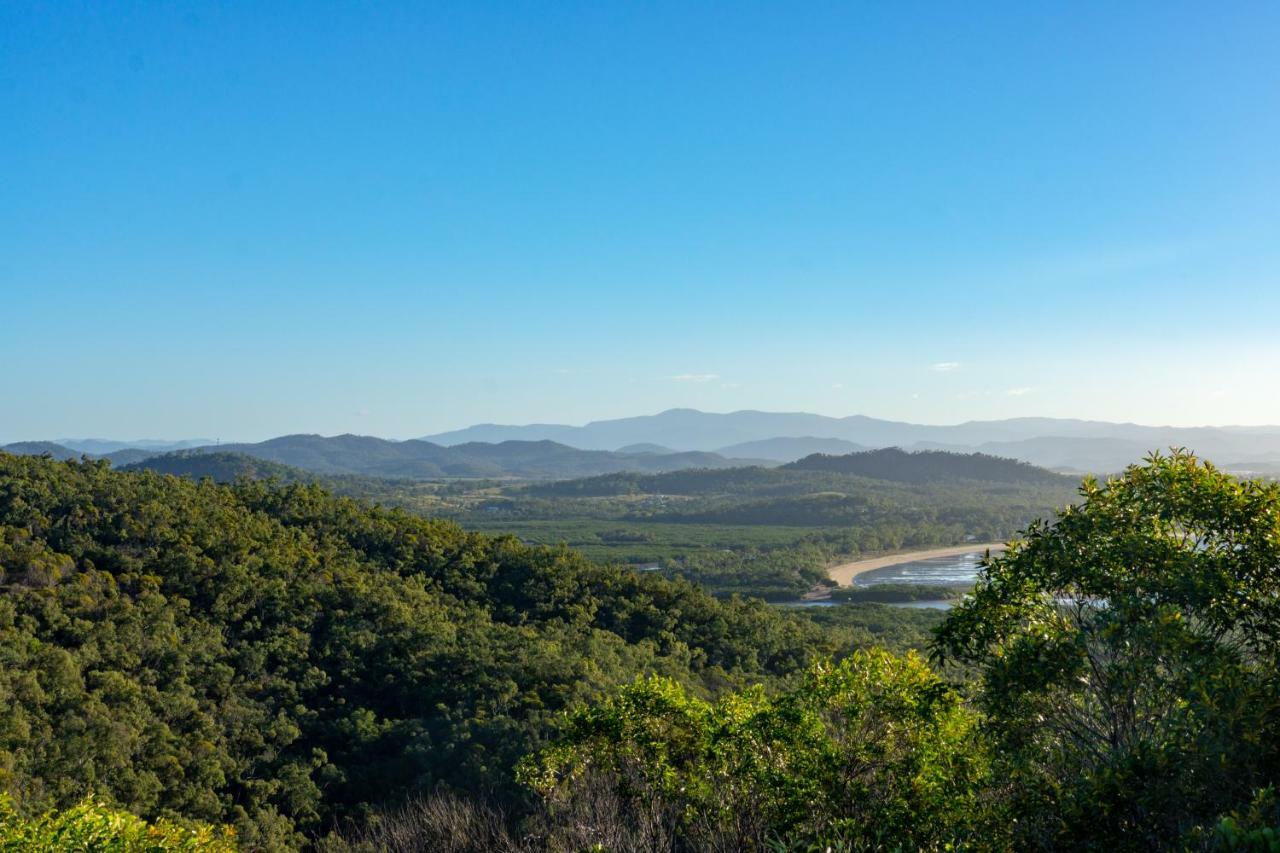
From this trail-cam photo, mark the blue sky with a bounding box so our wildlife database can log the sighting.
[3,1,1279,441]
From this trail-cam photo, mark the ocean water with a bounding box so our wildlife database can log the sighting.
[852,550,991,587]
[779,550,994,610]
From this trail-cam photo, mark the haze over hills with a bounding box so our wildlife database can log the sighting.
[424,409,1280,472]
[56,438,214,455]
[128,434,767,479]
[718,436,870,462]
[782,447,1072,485]
[0,441,197,467]
[12,409,1280,479]
[1,441,83,460]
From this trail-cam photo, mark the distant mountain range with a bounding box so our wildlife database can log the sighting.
[718,436,869,461]
[5,435,764,479]
[0,441,179,466]
[9,409,1280,479]
[101,435,762,480]
[423,409,1280,472]
[54,438,214,455]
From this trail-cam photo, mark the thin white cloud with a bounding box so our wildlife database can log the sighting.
[931,362,961,372]
[1005,387,1035,396]
[671,373,719,383]
[831,382,844,389]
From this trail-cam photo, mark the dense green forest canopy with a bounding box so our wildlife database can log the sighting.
[4,451,1280,849]
[126,450,309,482]
[0,452,918,848]
[512,452,1280,851]
[122,449,1077,601]
[479,458,1076,599]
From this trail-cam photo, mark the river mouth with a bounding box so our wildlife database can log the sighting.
[852,550,989,588]
[847,551,991,609]
[782,549,993,609]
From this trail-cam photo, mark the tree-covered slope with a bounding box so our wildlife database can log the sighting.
[123,450,309,482]
[0,455,830,848]
[0,441,81,460]
[783,446,1072,484]
[185,434,760,479]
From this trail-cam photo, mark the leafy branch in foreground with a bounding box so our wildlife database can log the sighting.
[519,650,993,851]
[0,794,235,852]
[933,449,1280,850]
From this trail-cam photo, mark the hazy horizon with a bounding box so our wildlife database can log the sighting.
[8,405,1280,447]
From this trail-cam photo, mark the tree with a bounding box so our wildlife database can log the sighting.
[933,450,1280,849]
[521,650,992,851]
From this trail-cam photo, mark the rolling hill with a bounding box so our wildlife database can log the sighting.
[422,409,1280,472]
[55,437,213,455]
[717,436,869,461]
[146,434,766,480]
[1,441,82,460]
[783,447,1073,485]
[529,447,1072,498]
[123,450,310,482]
[2,442,177,467]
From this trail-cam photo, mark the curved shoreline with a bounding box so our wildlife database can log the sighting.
[827,542,1006,587]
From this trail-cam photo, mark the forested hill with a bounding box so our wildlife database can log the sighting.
[530,451,1072,499]
[190,434,763,479]
[783,447,1072,484]
[0,453,830,848]
[1,442,176,467]
[122,449,308,482]
[1,441,80,460]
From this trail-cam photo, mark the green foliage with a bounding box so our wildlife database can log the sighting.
[0,793,235,852]
[14,448,1278,850]
[829,582,966,603]
[787,602,948,654]
[125,447,1074,601]
[0,454,842,847]
[521,650,995,850]
[124,450,305,483]
[464,464,1073,598]
[1205,788,1280,851]
[933,450,1280,849]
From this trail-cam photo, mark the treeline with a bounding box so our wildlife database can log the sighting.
[529,449,1073,497]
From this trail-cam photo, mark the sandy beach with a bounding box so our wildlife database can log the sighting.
[827,543,1006,587]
